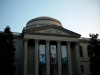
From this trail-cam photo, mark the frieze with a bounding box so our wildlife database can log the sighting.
[23,25,81,37]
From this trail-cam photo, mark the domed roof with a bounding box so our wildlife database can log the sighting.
[26,16,62,27]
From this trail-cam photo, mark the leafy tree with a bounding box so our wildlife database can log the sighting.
[0,26,16,75]
[87,34,100,75]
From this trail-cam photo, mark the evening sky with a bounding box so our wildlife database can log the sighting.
[0,0,100,38]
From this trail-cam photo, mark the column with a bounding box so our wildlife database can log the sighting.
[57,41,62,75]
[46,40,50,75]
[23,39,28,75]
[34,39,39,75]
[75,42,81,75]
[67,41,72,75]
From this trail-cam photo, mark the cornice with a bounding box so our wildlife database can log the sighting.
[24,32,79,38]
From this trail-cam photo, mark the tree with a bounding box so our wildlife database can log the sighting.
[87,34,100,75]
[0,26,16,75]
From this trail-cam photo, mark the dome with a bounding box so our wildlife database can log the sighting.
[26,16,62,27]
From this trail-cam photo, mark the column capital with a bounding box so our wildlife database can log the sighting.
[76,42,80,45]
[24,38,29,41]
[34,39,39,42]
[46,40,50,43]
[57,40,62,43]
[67,41,71,44]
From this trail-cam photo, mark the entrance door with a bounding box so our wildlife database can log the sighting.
[50,69,54,75]
[39,69,43,75]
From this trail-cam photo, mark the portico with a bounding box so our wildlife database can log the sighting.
[23,38,81,75]
[22,16,81,75]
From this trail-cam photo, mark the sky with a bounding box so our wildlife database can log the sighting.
[0,0,100,38]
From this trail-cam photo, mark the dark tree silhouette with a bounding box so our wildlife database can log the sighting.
[0,26,16,75]
[87,34,100,75]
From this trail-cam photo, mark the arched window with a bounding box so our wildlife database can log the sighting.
[79,45,83,57]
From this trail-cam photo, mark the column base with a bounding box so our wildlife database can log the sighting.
[76,73,82,75]
[69,74,82,75]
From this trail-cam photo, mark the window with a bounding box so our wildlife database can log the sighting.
[81,65,84,73]
[50,45,57,64]
[61,45,67,64]
[87,45,90,57]
[79,45,83,57]
[39,44,45,64]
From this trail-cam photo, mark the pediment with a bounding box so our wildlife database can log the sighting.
[34,27,70,35]
[23,25,81,37]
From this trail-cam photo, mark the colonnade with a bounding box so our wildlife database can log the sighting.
[23,39,81,75]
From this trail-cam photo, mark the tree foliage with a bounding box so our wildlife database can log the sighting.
[0,26,16,75]
[87,34,100,75]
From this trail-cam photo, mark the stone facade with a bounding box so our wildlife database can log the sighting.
[10,17,100,75]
